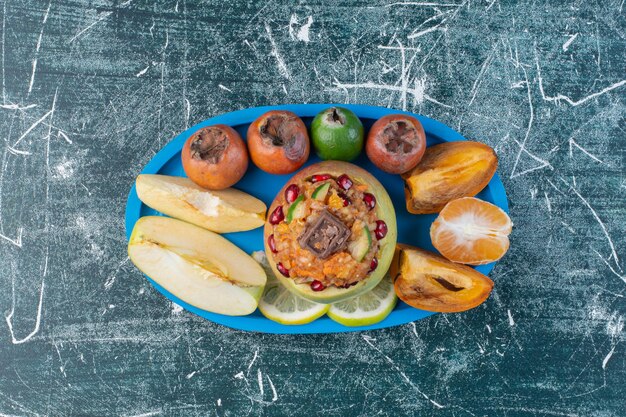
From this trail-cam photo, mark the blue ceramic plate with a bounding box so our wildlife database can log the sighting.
[125,104,509,334]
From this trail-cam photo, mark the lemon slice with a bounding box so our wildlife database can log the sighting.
[328,273,397,327]
[253,252,329,325]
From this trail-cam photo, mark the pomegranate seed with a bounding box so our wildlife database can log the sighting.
[311,174,332,183]
[310,280,326,291]
[269,206,284,225]
[363,193,376,210]
[375,220,388,240]
[284,184,300,203]
[268,234,277,253]
[338,192,351,207]
[276,262,290,277]
[369,257,378,272]
[336,174,353,190]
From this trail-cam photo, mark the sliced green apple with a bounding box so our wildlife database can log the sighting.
[136,174,266,233]
[286,195,306,223]
[348,226,372,262]
[312,183,330,201]
[128,216,266,316]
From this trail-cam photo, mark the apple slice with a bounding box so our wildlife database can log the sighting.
[128,216,266,316]
[136,174,266,233]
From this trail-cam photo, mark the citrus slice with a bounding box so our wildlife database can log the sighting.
[253,252,329,325]
[327,273,397,327]
[430,197,512,265]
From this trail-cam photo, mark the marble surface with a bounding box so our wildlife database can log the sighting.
[0,0,624,416]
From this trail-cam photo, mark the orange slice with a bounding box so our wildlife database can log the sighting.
[430,197,512,265]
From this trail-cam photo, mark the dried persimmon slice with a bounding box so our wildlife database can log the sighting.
[390,244,493,313]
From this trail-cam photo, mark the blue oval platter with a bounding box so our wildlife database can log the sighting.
[125,104,509,334]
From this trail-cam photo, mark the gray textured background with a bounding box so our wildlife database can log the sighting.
[1,0,625,416]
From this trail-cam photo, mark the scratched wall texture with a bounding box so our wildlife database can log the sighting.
[0,0,624,416]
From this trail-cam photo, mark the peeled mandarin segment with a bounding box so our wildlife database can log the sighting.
[402,141,498,214]
[432,227,508,265]
[391,244,493,313]
[430,197,512,265]
[441,197,511,233]
[473,236,510,263]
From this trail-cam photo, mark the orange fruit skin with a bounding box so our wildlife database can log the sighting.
[247,110,309,175]
[430,197,512,265]
[366,114,426,174]
[402,141,498,214]
[182,125,249,190]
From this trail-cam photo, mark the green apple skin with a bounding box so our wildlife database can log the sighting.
[264,161,397,304]
[311,107,364,162]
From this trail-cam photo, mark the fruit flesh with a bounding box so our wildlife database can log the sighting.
[430,197,512,265]
[402,141,497,214]
[391,245,493,313]
[264,161,397,304]
[128,217,266,315]
[136,174,266,233]
[130,243,262,315]
[348,226,372,261]
[286,195,305,223]
[254,251,329,325]
[130,216,266,286]
[312,183,330,200]
[328,273,397,327]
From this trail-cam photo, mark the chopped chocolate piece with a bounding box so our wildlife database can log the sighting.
[298,210,351,259]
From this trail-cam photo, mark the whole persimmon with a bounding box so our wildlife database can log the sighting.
[247,110,309,174]
[181,125,248,190]
[366,114,426,174]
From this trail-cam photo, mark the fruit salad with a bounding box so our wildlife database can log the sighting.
[264,161,397,304]
[129,107,511,325]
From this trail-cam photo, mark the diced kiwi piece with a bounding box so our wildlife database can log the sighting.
[348,226,372,261]
[286,195,306,223]
[312,183,331,201]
